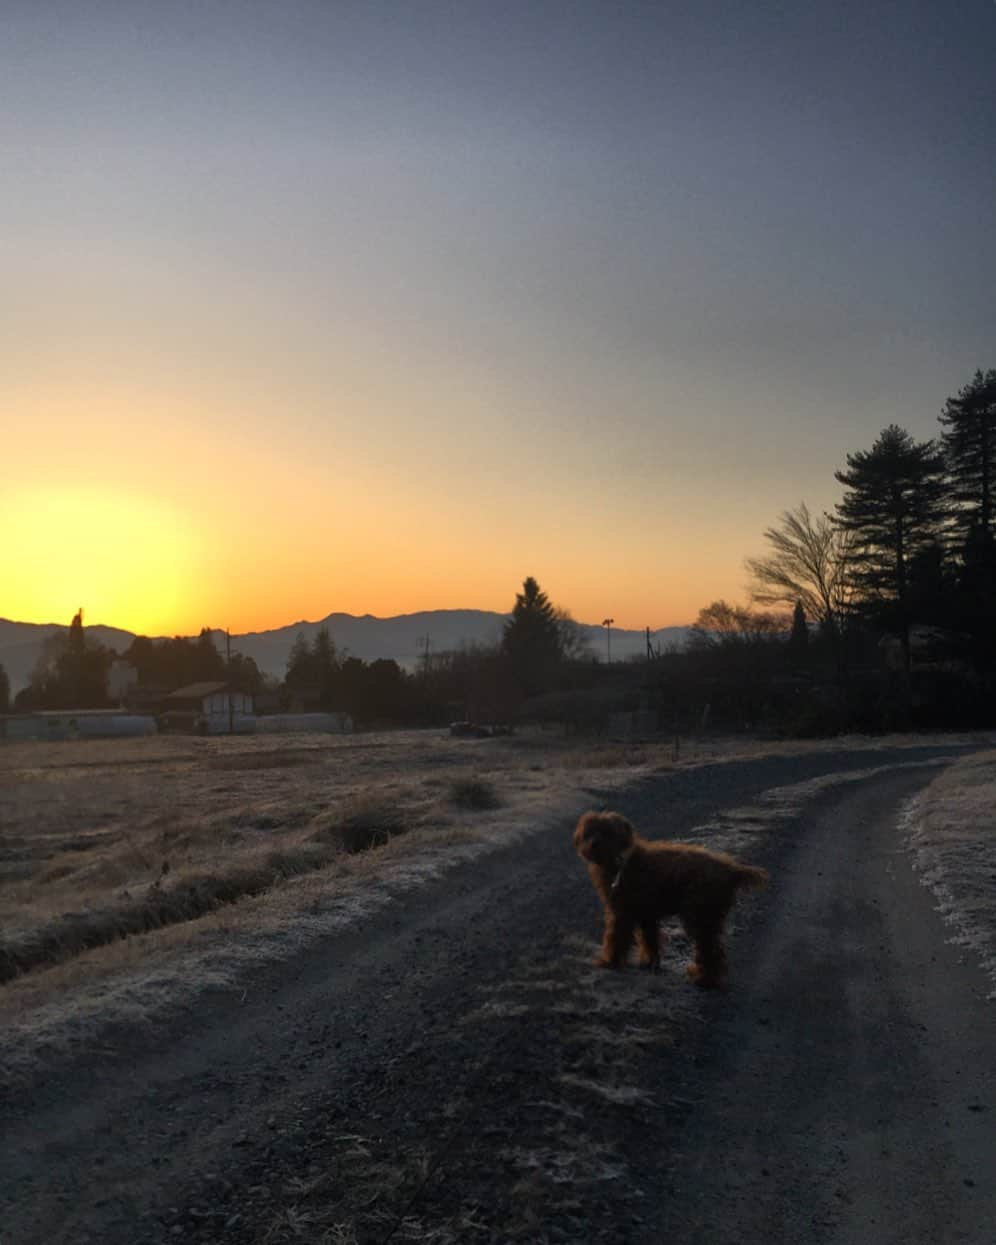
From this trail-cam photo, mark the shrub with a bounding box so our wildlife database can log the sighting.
[448,777,501,810]
[311,798,409,853]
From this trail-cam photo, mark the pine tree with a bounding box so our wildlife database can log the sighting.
[834,425,946,666]
[194,628,226,681]
[938,368,996,550]
[313,626,339,708]
[789,601,809,660]
[502,577,562,695]
[28,609,112,708]
[285,632,312,685]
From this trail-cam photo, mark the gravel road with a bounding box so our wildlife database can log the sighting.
[2,743,993,1244]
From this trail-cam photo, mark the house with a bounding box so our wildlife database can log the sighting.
[107,659,138,706]
[160,682,255,734]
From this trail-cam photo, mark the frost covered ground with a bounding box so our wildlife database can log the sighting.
[904,749,996,998]
[1,727,990,1081]
[4,730,994,1245]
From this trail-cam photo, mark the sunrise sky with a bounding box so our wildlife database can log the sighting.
[4,1,995,637]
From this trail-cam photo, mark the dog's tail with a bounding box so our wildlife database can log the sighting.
[732,863,769,890]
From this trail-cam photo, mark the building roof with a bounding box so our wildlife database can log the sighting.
[165,682,232,700]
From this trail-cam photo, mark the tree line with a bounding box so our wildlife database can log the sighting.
[280,578,591,726]
[9,619,268,713]
[3,577,588,725]
[740,369,996,669]
[4,367,991,733]
[680,367,996,731]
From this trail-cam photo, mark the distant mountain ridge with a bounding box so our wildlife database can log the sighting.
[0,612,691,694]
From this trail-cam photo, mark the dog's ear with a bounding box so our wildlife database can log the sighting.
[603,812,635,851]
[574,810,607,856]
[574,810,598,847]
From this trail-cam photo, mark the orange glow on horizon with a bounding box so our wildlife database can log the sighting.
[0,481,731,637]
[0,482,712,637]
[2,384,748,639]
[1,488,200,636]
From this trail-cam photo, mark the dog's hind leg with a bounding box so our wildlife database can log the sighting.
[686,935,727,988]
[680,912,728,988]
[636,919,662,971]
[598,910,635,968]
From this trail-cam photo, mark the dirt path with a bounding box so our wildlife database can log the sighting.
[649,766,995,1245]
[1,744,992,1244]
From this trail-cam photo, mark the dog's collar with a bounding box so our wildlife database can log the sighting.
[609,845,636,893]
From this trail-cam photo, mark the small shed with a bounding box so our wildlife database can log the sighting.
[160,682,255,734]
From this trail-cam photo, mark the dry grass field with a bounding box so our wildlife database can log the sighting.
[1,725,986,1079]
[0,729,664,1047]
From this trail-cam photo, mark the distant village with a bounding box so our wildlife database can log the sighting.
[0,595,684,742]
[0,615,355,741]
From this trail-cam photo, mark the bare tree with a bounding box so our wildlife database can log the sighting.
[746,501,852,637]
[689,600,788,648]
[554,608,593,662]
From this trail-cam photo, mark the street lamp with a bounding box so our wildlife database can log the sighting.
[601,618,614,665]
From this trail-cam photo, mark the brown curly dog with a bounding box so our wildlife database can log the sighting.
[574,810,768,987]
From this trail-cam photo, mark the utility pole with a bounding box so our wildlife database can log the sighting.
[417,634,432,678]
[226,628,234,734]
[601,618,614,665]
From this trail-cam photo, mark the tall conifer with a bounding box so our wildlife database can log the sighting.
[938,368,996,549]
[834,426,946,667]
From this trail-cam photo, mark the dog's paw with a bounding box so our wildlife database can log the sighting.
[594,956,620,970]
[685,963,721,988]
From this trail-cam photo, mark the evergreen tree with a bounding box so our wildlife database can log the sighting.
[285,632,313,686]
[27,609,112,708]
[834,425,946,666]
[502,577,562,695]
[284,627,340,706]
[313,626,339,707]
[956,523,996,669]
[789,601,809,660]
[195,628,226,681]
[68,608,85,658]
[124,630,224,689]
[226,651,264,695]
[938,368,996,549]
[906,542,955,627]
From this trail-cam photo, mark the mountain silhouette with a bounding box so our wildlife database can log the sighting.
[0,612,690,694]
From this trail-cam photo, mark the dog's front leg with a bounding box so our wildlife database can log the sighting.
[598,909,635,968]
[636,920,662,971]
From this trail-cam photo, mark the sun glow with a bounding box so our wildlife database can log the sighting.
[1,488,199,634]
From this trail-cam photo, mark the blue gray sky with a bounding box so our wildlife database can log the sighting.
[4,1,995,632]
